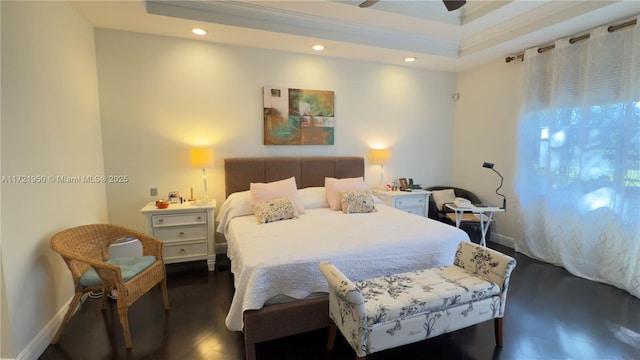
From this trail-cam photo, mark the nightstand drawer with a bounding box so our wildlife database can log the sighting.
[163,240,207,260]
[402,207,425,217]
[152,212,207,227]
[154,225,207,241]
[394,196,425,208]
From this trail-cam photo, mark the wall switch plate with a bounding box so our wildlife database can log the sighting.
[150,188,158,197]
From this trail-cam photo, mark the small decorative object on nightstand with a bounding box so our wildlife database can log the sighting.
[374,189,431,217]
[140,201,216,271]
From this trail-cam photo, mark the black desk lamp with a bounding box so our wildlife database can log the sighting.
[482,162,507,211]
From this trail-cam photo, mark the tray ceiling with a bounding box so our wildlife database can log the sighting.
[73,0,639,71]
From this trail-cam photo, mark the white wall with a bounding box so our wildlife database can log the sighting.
[0,2,10,358]
[453,58,525,242]
[1,1,107,357]
[0,252,13,359]
[95,29,459,241]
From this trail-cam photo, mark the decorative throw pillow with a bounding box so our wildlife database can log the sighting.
[250,177,305,214]
[253,197,299,224]
[341,190,376,214]
[325,177,366,211]
[432,189,456,211]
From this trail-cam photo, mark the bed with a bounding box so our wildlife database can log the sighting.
[217,157,469,360]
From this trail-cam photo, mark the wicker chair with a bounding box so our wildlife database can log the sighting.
[50,224,169,348]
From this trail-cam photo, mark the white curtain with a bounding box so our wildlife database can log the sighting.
[515,17,640,299]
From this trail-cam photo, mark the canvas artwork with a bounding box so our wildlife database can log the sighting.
[263,87,335,145]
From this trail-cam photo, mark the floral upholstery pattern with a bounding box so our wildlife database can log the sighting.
[341,190,376,214]
[356,266,499,328]
[453,241,517,316]
[319,241,516,358]
[253,196,299,224]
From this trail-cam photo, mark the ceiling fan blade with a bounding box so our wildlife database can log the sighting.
[443,0,466,11]
[359,0,380,8]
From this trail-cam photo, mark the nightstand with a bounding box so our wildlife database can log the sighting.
[140,201,216,271]
[374,190,431,217]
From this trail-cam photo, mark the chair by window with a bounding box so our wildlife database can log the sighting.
[49,224,170,348]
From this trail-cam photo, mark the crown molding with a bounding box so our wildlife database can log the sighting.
[462,0,512,25]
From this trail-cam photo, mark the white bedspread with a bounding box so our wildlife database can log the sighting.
[222,205,469,331]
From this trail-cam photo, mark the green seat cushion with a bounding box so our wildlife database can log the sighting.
[79,256,157,287]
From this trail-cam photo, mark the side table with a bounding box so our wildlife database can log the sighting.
[445,203,504,247]
[374,190,431,217]
[140,201,216,271]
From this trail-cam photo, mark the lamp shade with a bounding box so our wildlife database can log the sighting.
[190,148,214,168]
[369,148,392,165]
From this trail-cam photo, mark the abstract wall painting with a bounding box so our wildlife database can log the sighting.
[263,86,335,145]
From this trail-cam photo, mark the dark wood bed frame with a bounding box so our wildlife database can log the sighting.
[223,157,365,360]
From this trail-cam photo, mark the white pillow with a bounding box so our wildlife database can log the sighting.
[215,190,253,236]
[250,177,305,214]
[325,177,366,211]
[216,190,252,220]
[432,189,456,211]
[298,187,329,209]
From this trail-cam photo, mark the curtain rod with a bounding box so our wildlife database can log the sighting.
[505,18,637,63]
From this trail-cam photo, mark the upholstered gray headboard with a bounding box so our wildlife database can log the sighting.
[224,157,364,197]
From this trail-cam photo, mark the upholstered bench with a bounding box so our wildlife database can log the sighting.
[319,241,516,359]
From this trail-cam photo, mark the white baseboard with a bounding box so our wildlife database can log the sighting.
[16,296,77,360]
[491,232,514,249]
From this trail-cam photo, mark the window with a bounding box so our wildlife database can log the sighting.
[529,101,639,220]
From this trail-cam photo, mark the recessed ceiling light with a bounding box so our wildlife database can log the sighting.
[312,44,325,51]
[404,57,417,63]
[192,28,208,36]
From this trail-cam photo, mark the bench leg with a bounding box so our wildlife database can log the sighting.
[328,319,366,360]
[495,318,503,347]
[327,319,337,350]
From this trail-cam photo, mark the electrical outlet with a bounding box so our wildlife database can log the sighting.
[150,188,158,197]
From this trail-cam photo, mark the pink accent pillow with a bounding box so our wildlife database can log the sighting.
[325,177,366,210]
[250,177,305,214]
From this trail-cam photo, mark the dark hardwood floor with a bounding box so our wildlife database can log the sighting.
[40,243,640,360]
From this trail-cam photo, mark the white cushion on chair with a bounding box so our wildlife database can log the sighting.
[432,189,456,211]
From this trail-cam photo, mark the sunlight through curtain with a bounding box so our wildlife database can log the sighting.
[515,17,640,299]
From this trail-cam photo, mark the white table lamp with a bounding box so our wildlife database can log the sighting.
[191,148,214,203]
[369,148,392,188]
